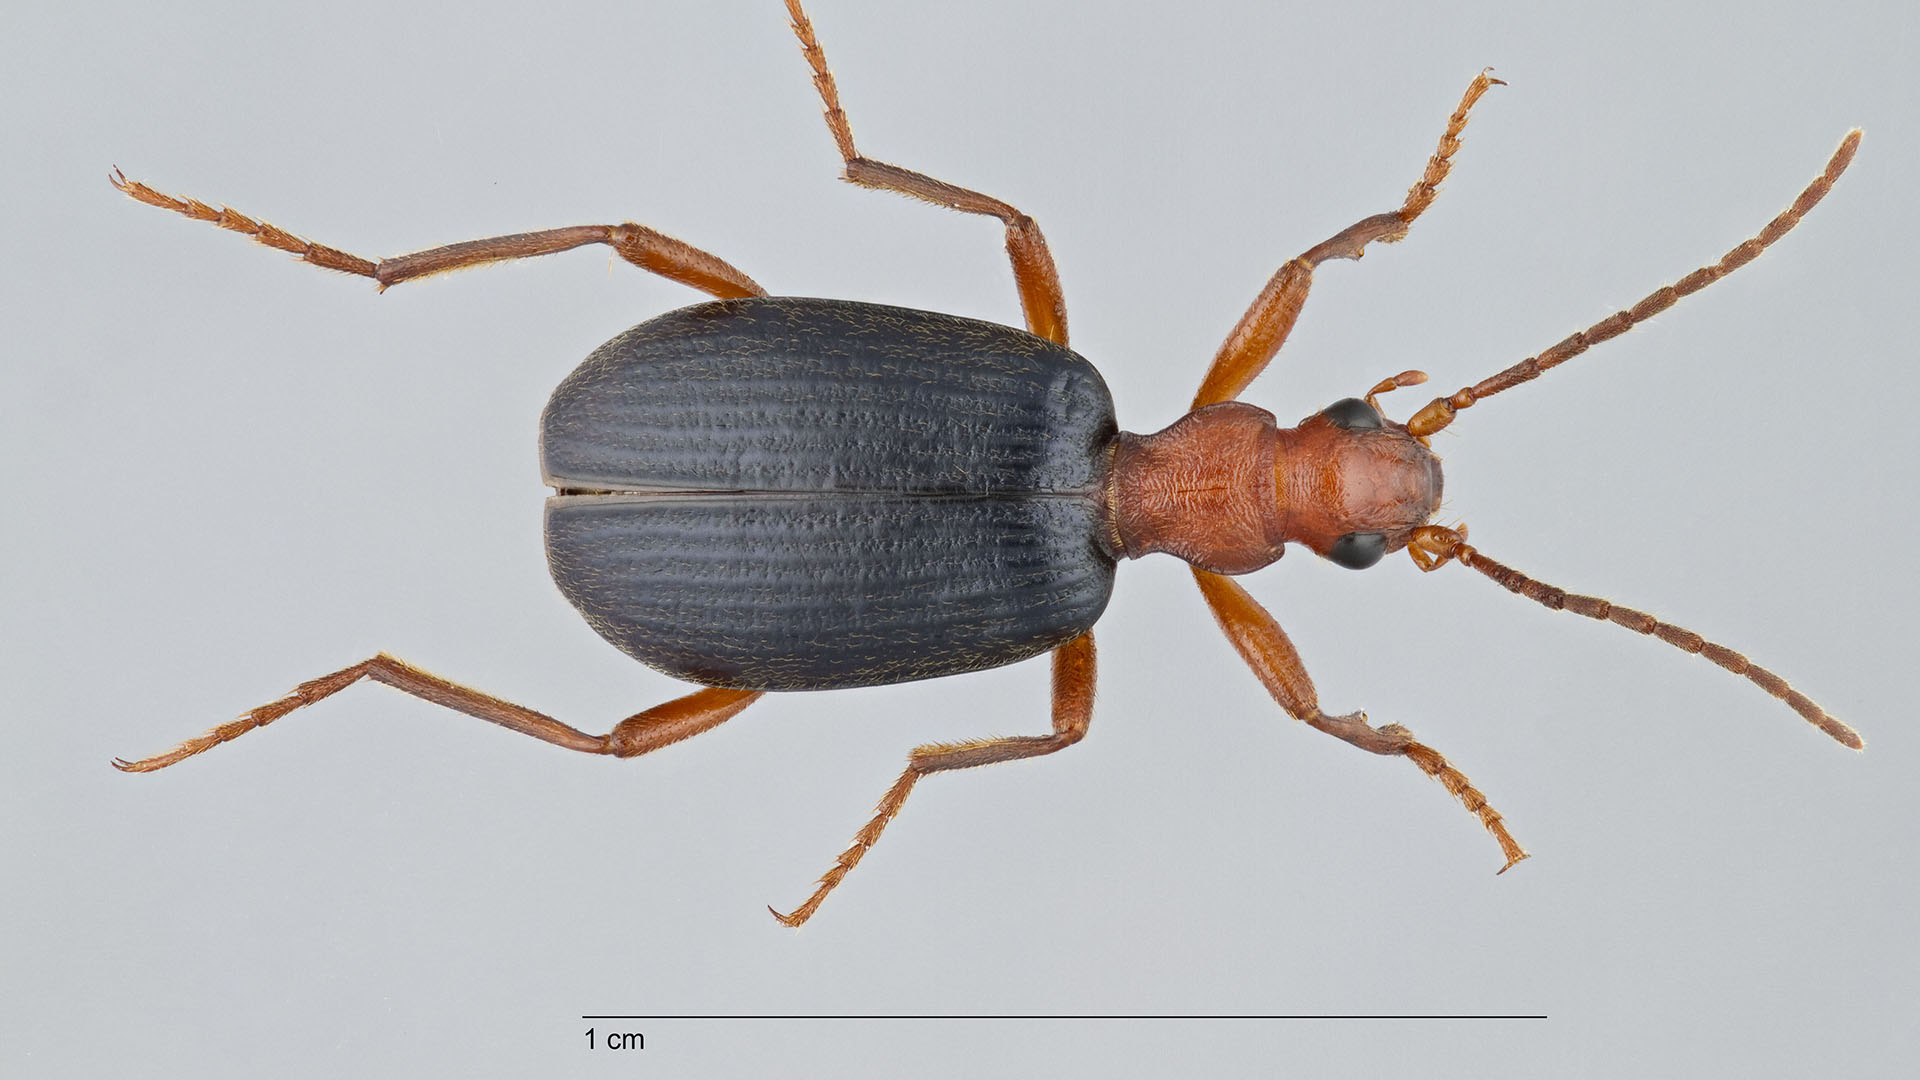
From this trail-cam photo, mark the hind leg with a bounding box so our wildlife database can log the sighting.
[113,652,764,772]
[112,169,764,298]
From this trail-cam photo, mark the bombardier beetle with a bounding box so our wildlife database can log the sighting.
[113,0,1864,926]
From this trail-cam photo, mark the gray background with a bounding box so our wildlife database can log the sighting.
[5,0,1914,1075]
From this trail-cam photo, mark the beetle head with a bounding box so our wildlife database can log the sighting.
[1274,397,1443,569]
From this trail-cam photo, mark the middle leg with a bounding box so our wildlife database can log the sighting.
[771,631,1097,927]
[784,0,1069,344]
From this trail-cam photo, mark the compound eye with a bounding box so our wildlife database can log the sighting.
[1320,397,1383,430]
[1327,531,1388,570]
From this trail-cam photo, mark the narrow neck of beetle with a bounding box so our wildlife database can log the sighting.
[1104,402,1286,575]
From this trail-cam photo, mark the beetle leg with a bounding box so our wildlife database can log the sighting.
[110,170,764,298]
[771,632,1096,927]
[1191,568,1529,871]
[784,0,1068,345]
[1191,71,1502,408]
[112,652,763,772]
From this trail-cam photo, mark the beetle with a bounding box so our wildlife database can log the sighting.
[113,0,1863,926]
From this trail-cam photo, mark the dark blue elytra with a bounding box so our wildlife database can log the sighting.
[540,296,1119,691]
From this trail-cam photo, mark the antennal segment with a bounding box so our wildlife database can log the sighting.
[1408,526,1863,750]
[1408,129,1861,438]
